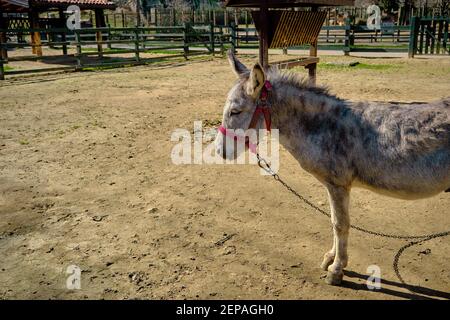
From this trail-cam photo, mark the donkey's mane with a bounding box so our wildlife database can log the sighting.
[266,67,340,100]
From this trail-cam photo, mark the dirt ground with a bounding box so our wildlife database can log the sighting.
[4,47,199,73]
[1,54,449,300]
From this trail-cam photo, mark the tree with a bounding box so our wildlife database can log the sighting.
[145,0,219,9]
[378,0,400,12]
[437,0,450,15]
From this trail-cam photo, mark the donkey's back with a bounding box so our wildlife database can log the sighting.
[351,97,450,199]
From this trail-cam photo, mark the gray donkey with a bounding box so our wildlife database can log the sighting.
[215,51,450,285]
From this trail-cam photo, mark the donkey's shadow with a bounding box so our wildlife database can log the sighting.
[341,270,450,300]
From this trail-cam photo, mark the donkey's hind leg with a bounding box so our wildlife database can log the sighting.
[323,184,350,285]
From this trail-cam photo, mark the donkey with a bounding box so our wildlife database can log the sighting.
[215,51,450,285]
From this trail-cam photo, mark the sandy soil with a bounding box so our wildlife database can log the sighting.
[0,55,449,300]
[5,47,203,72]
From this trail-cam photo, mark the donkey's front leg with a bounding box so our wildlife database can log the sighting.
[323,184,350,285]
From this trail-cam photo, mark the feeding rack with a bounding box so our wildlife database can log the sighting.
[224,0,354,84]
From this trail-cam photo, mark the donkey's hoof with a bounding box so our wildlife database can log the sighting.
[325,271,343,286]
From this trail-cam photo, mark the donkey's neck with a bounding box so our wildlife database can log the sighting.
[266,78,355,183]
[269,81,346,137]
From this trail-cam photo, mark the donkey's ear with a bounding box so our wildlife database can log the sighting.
[227,49,248,77]
[247,63,265,98]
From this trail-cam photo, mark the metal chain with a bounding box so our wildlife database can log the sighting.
[257,153,450,290]
[256,153,450,241]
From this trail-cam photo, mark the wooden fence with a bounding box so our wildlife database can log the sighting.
[408,16,449,57]
[1,18,442,80]
[0,24,230,80]
[230,21,411,53]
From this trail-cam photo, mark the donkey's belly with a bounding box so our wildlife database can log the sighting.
[352,179,446,200]
[353,159,450,200]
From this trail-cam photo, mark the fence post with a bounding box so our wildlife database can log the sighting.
[107,25,112,50]
[430,19,437,54]
[183,22,190,59]
[230,21,236,53]
[0,30,7,61]
[209,22,215,56]
[95,9,104,58]
[443,19,448,55]
[408,16,419,58]
[58,8,67,55]
[74,29,82,70]
[344,18,351,56]
[245,10,249,43]
[0,59,4,80]
[61,29,67,55]
[30,11,43,57]
[436,19,443,54]
[96,29,103,58]
[219,26,225,55]
[0,28,6,79]
[35,30,43,57]
[134,27,140,62]
[424,21,430,54]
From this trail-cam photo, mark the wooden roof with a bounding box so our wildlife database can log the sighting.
[29,0,116,10]
[224,0,354,7]
[0,0,29,12]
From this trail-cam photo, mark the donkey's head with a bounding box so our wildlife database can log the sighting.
[215,50,268,160]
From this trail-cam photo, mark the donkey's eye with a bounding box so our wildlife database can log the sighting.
[230,109,242,116]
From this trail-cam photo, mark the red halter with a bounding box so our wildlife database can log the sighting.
[218,80,272,154]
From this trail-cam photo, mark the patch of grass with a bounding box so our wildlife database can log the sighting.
[3,65,14,71]
[82,62,140,71]
[19,139,29,145]
[81,57,133,71]
[82,48,102,53]
[318,62,398,71]
[81,48,127,54]
[356,63,398,70]
[142,49,181,55]
[350,44,409,50]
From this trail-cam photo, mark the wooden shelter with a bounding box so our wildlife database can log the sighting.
[30,0,115,55]
[224,0,354,84]
[0,0,115,56]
